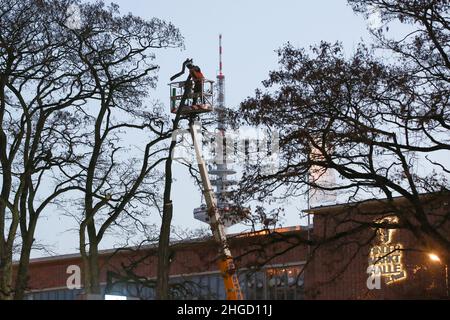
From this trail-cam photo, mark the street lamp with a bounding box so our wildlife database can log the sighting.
[428,253,449,298]
[429,253,441,262]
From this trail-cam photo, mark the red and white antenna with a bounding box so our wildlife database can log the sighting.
[216,34,225,107]
[219,34,223,77]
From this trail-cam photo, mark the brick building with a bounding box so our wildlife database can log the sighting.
[24,227,308,300]
[306,193,449,299]
[22,194,449,300]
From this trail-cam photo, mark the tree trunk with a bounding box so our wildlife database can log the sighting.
[155,75,191,299]
[80,248,101,298]
[13,238,33,300]
[156,143,177,299]
[79,201,102,298]
[86,221,101,295]
[81,254,90,293]
[87,249,101,295]
[0,253,13,300]
[156,201,173,299]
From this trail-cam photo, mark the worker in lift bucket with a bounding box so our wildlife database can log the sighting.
[186,61,205,106]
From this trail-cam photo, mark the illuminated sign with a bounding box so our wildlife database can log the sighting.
[368,217,407,284]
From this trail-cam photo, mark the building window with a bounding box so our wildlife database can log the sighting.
[26,265,304,300]
[244,265,304,300]
[266,266,304,300]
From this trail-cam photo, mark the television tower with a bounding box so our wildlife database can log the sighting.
[193,35,247,227]
[211,34,236,209]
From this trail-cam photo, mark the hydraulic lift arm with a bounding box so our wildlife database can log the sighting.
[170,61,243,300]
[189,119,243,300]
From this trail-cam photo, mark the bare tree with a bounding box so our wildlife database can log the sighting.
[0,0,183,299]
[233,0,450,292]
[0,0,102,299]
[58,1,183,296]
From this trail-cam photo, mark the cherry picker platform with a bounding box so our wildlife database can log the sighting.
[169,79,214,115]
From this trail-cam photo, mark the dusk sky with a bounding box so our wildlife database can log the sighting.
[34,0,379,257]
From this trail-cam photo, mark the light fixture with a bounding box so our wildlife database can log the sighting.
[429,253,441,263]
[426,252,449,298]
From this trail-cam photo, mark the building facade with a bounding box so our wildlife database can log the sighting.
[24,227,307,300]
[22,195,449,300]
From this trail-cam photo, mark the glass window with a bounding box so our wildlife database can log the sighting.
[265,265,304,300]
[244,272,255,299]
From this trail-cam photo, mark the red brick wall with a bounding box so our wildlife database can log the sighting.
[25,230,308,292]
[25,195,449,300]
[305,197,449,299]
